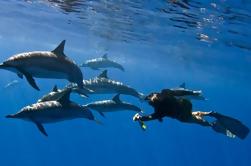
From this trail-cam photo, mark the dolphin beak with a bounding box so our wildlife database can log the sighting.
[0,63,7,69]
[6,114,15,118]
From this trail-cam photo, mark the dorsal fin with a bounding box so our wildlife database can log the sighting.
[98,70,108,79]
[102,53,108,59]
[57,88,71,104]
[179,82,186,88]
[52,85,58,92]
[112,94,121,103]
[52,40,66,57]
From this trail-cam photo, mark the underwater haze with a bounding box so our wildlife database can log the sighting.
[0,0,251,166]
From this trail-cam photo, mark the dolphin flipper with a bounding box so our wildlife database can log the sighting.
[98,111,105,117]
[34,121,48,137]
[16,67,40,90]
[23,72,40,91]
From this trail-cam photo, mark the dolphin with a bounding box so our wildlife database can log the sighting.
[37,85,89,103]
[6,89,96,136]
[71,70,145,100]
[37,85,70,103]
[80,53,125,71]
[4,80,19,89]
[84,94,142,117]
[0,40,83,91]
[170,83,206,100]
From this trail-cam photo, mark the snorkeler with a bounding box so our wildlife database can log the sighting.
[133,88,249,139]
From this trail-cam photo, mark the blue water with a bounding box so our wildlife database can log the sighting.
[0,0,251,166]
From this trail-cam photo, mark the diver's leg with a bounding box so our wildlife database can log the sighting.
[192,111,212,119]
[189,111,212,127]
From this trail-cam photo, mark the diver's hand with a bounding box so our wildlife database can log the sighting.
[133,113,147,131]
[133,113,142,121]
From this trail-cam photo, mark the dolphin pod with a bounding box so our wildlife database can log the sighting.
[1,40,144,136]
[1,40,209,137]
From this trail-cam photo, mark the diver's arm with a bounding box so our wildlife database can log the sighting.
[139,112,162,122]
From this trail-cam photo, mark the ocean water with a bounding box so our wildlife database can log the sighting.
[0,0,250,166]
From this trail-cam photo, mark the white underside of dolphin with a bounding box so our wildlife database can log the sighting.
[0,40,83,90]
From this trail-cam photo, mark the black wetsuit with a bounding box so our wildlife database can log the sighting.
[139,89,250,139]
[140,89,193,122]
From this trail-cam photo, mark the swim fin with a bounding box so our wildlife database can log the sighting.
[211,120,236,138]
[210,112,249,139]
